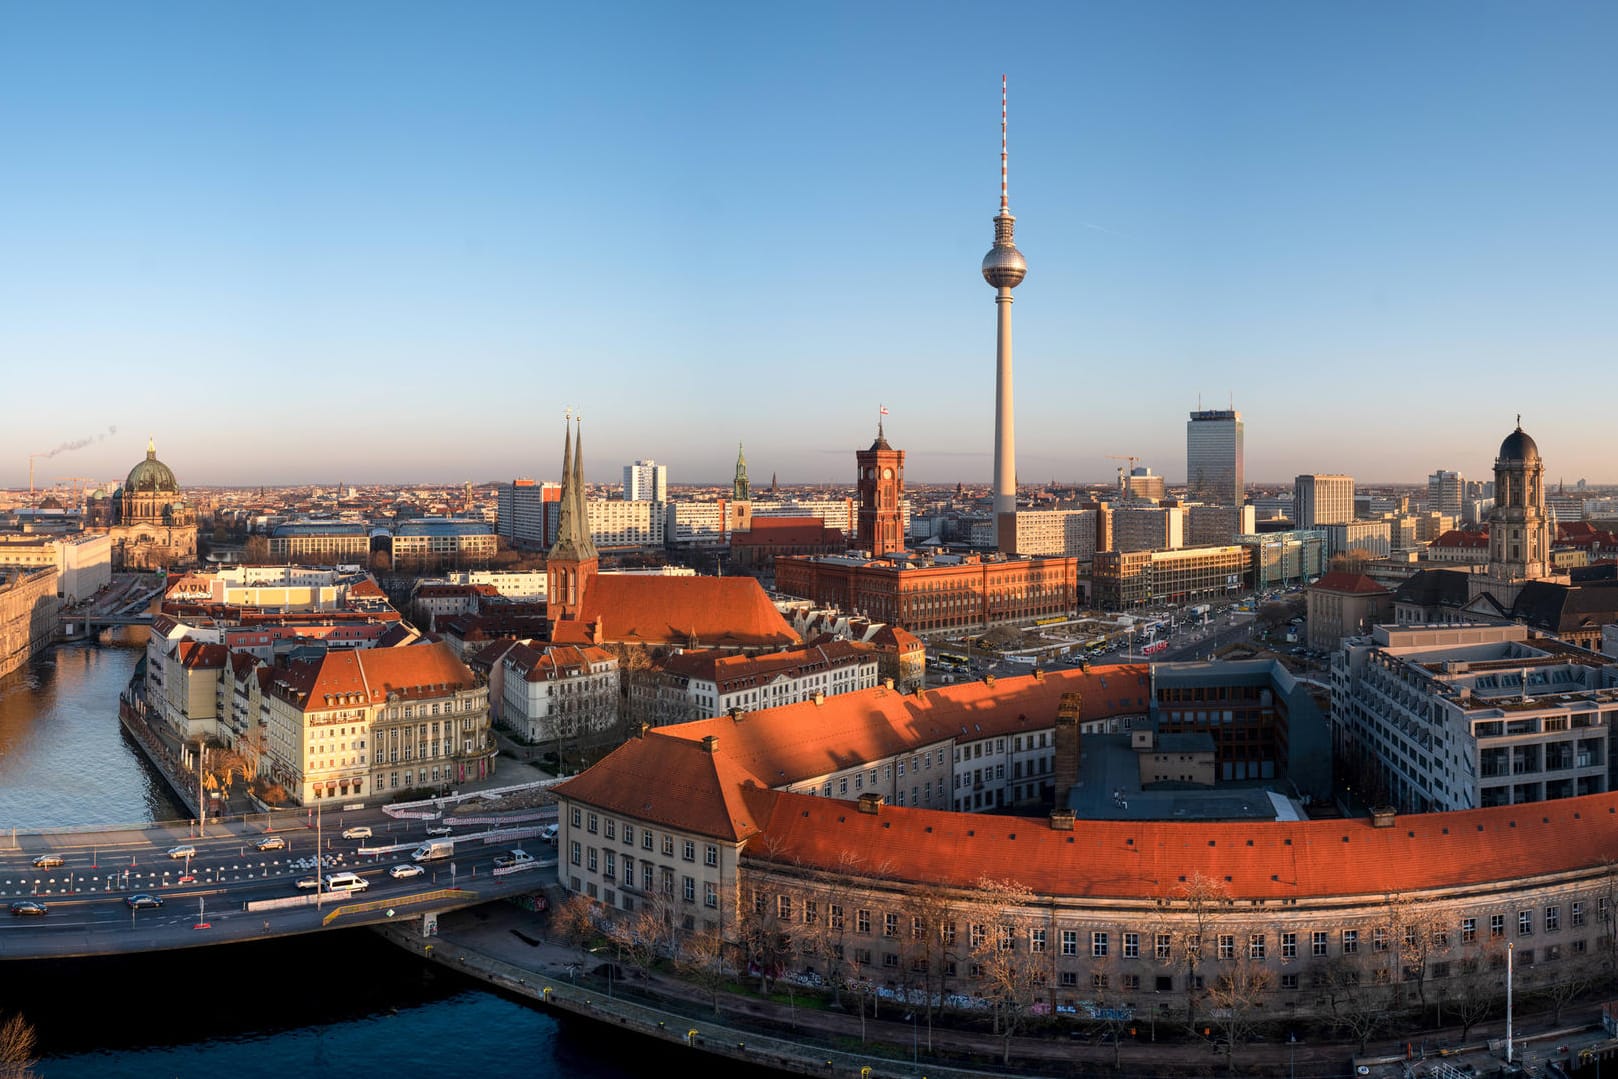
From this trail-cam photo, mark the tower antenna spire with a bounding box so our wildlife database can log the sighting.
[1000,74,1009,216]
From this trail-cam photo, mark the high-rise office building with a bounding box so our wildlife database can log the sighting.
[1293,474,1354,528]
[1427,470,1463,518]
[1186,409,1244,506]
[622,459,667,502]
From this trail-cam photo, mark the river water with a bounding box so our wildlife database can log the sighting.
[0,643,766,1079]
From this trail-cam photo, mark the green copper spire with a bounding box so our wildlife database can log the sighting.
[732,442,750,501]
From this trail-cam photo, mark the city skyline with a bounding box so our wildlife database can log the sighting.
[3,3,1615,488]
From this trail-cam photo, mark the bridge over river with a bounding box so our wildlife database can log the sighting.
[0,793,557,960]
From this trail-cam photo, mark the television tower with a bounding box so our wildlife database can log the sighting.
[982,75,1027,545]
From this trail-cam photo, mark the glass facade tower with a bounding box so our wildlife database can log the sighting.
[1186,409,1244,506]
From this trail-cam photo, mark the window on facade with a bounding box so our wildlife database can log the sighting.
[682,876,695,903]
[587,813,598,834]
[569,841,581,866]
[1155,933,1172,960]
[704,844,718,867]
[857,909,871,934]
[1491,914,1506,939]
[571,807,582,828]
[1123,932,1139,959]
[1062,930,1078,957]
[682,840,695,862]
[1029,928,1046,954]
[1281,932,1297,958]
[883,913,898,938]
[1546,906,1560,933]
[1249,934,1266,960]
[1519,910,1533,936]
[704,881,717,908]
[587,848,598,873]
[1092,932,1109,958]
[830,905,844,930]
[604,819,615,841]
[1218,935,1235,960]
[1312,931,1328,957]
[1372,927,1388,953]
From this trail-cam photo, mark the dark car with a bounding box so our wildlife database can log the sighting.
[126,894,163,909]
[31,853,65,868]
[9,900,47,916]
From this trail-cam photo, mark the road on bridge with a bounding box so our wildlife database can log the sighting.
[0,801,557,958]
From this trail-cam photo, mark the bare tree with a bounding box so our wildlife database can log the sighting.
[1155,872,1229,1030]
[900,883,958,1053]
[551,893,599,948]
[1382,893,1451,1012]
[737,887,796,994]
[797,852,863,1009]
[1322,953,1390,1054]
[0,1011,38,1079]
[606,904,665,990]
[1204,923,1276,1076]
[676,923,730,1017]
[965,876,1047,1066]
[1449,947,1506,1042]
[1535,951,1599,1025]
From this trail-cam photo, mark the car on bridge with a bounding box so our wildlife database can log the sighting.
[125,894,163,909]
[9,900,47,916]
[254,835,286,851]
[30,854,64,868]
[166,845,196,859]
[425,824,452,836]
[341,826,372,840]
[389,863,424,879]
[296,876,321,889]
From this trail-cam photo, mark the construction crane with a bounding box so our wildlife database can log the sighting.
[1105,454,1140,496]
[56,477,96,509]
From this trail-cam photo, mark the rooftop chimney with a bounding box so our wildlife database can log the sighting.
[857,793,883,815]
[1049,809,1076,831]
[701,735,719,754]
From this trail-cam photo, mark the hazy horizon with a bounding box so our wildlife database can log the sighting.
[3,3,1614,490]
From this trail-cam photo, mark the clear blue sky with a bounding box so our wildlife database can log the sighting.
[2,2,1614,490]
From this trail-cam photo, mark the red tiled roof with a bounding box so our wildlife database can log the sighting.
[1310,572,1390,595]
[661,666,1148,790]
[733,518,843,547]
[505,642,615,681]
[561,575,800,650]
[1431,530,1488,549]
[744,787,1618,901]
[555,734,768,843]
[265,641,474,710]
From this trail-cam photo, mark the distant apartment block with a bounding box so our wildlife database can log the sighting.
[1293,474,1354,528]
[622,459,668,502]
[997,508,1097,559]
[1237,530,1328,590]
[1323,519,1392,559]
[644,639,880,727]
[497,479,561,549]
[268,521,371,564]
[585,498,665,549]
[1428,470,1464,518]
[0,567,59,680]
[1186,503,1256,547]
[0,532,111,602]
[1111,505,1184,553]
[390,519,497,568]
[1091,544,1252,610]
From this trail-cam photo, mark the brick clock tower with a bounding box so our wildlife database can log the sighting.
[857,418,905,558]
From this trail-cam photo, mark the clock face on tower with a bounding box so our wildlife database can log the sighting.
[882,468,893,479]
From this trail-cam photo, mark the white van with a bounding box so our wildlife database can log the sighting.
[323,872,370,893]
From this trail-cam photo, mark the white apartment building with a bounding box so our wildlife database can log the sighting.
[1293,474,1354,528]
[750,498,911,539]
[1332,623,1618,813]
[661,639,879,721]
[0,532,112,602]
[419,569,548,600]
[497,480,561,548]
[666,501,732,548]
[499,642,619,746]
[999,509,1097,559]
[586,498,666,548]
[622,459,668,502]
[1323,519,1392,559]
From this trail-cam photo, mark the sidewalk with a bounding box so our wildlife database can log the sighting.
[386,899,1604,1079]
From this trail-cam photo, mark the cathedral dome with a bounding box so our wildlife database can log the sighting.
[1498,423,1539,462]
[125,439,179,493]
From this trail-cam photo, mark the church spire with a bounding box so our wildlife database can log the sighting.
[732,442,751,501]
[548,412,597,564]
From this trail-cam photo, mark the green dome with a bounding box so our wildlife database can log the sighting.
[125,439,179,493]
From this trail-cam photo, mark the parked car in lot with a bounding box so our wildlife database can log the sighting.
[389,863,424,879]
[9,900,48,916]
[166,845,196,859]
[125,894,163,909]
[254,835,286,851]
[31,853,64,868]
[341,826,372,840]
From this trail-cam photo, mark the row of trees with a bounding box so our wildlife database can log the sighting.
[554,862,1618,1073]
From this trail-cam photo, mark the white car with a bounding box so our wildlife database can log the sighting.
[295,876,321,889]
[389,863,425,879]
[166,845,197,859]
[425,825,452,836]
[341,826,372,840]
